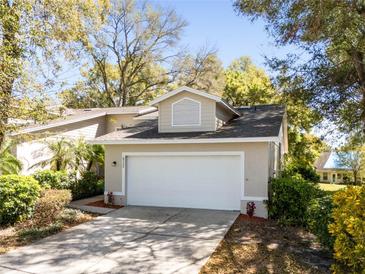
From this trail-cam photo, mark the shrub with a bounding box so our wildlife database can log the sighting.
[30,189,72,228]
[307,195,335,250]
[282,163,320,182]
[70,171,104,200]
[0,175,41,225]
[33,170,104,201]
[267,176,321,226]
[329,186,365,272]
[57,208,93,225]
[33,170,70,189]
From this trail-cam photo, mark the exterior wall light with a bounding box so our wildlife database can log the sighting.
[112,161,117,167]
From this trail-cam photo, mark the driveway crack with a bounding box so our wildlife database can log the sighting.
[0,265,36,274]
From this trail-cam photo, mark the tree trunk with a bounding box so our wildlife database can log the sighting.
[86,160,93,171]
[0,0,21,149]
[351,51,365,132]
[353,170,358,185]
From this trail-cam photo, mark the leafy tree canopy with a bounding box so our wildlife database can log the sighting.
[0,0,108,146]
[234,0,365,134]
[223,56,277,106]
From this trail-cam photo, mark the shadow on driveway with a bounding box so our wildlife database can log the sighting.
[0,206,238,274]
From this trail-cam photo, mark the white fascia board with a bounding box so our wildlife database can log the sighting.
[136,107,158,116]
[150,86,221,106]
[217,101,241,116]
[17,112,107,134]
[88,136,280,145]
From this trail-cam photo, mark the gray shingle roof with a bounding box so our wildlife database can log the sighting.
[15,106,155,135]
[92,104,285,142]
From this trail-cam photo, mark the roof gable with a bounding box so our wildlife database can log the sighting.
[150,86,240,116]
[315,151,352,170]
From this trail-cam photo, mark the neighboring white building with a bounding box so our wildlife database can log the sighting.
[314,151,363,183]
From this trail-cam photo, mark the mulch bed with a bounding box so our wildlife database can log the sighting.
[200,215,333,274]
[86,200,124,209]
[238,214,267,223]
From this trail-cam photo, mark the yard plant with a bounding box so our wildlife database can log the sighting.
[70,171,104,200]
[29,189,72,228]
[0,175,41,225]
[307,195,335,250]
[268,176,320,226]
[33,170,103,200]
[33,170,70,189]
[329,186,365,273]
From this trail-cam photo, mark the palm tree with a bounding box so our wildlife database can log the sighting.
[73,139,104,172]
[0,141,22,174]
[86,144,104,171]
[33,138,74,171]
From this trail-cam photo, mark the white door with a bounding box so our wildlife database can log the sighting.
[125,153,243,210]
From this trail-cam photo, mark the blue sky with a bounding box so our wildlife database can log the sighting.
[52,0,294,94]
[151,0,292,69]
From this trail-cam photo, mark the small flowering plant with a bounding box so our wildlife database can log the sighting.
[246,201,256,217]
[107,192,114,205]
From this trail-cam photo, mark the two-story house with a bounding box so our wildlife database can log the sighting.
[15,87,287,218]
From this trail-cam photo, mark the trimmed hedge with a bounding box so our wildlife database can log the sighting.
[32,170,104,201]
[329,186,365,272]
[0,175,41,225]
[307,195,335,250]
[33,170,70,189]
[70,171,104,200]
[267,176,321,226]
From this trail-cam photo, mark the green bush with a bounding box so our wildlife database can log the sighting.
[29,189,72,228]
[282,163,320,182]
[70,171,104,200]
[33,170,104,201]
[307,195,335,250]
[329,186,365,272]
[267,176,321,226]
[33,170,70,189]
[0,175,41,225]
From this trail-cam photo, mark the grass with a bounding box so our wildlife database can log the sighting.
[0,208,96,254]
[318,183,347,192]
[200,215,332,274]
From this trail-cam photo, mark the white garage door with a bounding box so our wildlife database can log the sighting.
[125,153,243,210]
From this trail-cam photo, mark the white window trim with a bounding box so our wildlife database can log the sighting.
[121,151,245,202]
[171,97,201,127]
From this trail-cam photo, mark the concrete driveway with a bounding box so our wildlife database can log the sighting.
[0,207,238,274]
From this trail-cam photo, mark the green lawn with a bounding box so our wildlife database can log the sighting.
[318,183,348,192]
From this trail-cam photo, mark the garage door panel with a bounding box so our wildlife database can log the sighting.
[126,154,242,210]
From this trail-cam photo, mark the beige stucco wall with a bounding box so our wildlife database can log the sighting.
[104,142,270,198]
[158,91,216,132]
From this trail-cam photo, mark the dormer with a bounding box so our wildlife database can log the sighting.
[150,86,240,133]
